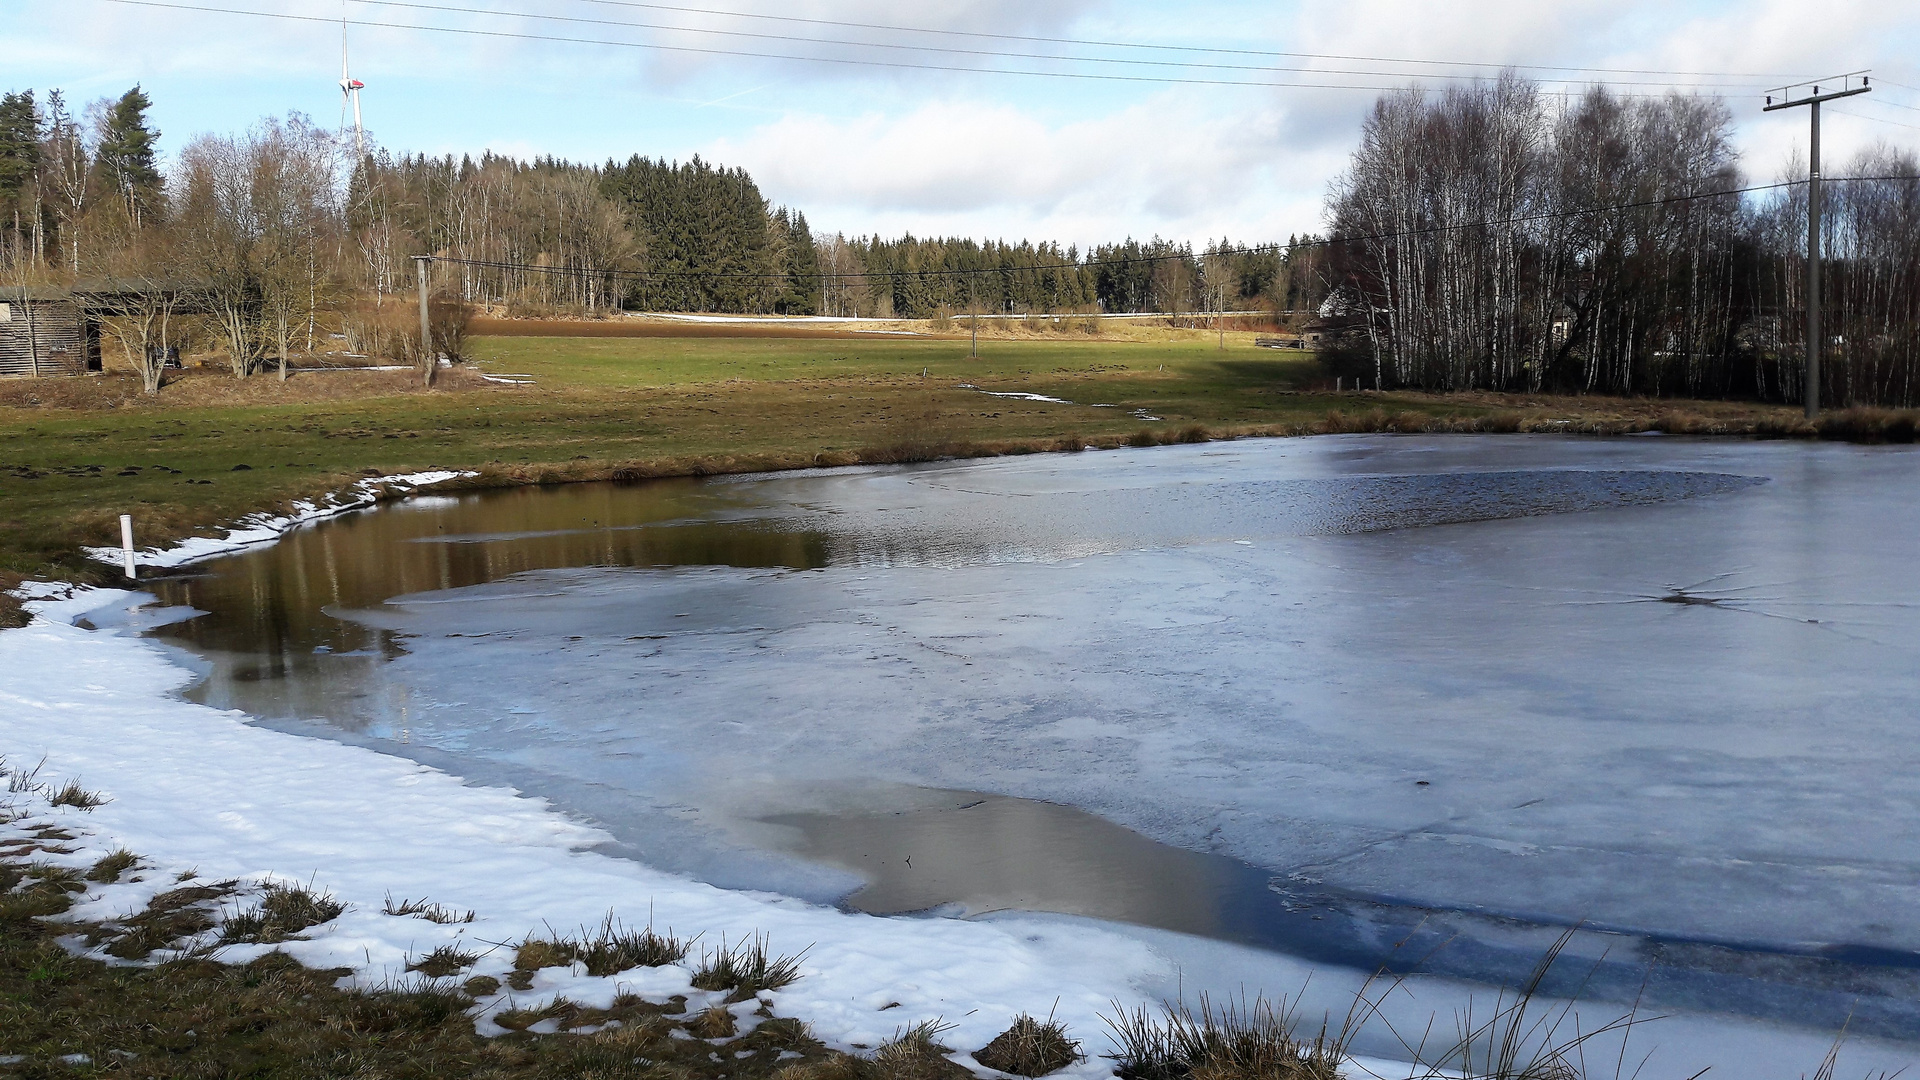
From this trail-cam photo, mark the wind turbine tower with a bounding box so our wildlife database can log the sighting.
[340,20,366,159]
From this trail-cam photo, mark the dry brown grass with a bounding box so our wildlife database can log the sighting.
[408,944,482,979]
[96,880,238,959]
[974,1013,1084,1076]
[1,840,848,1078]
[1104,996,1345,1080]
[691,935,807,998]
[85,848,139,883]
[220,882,345,944]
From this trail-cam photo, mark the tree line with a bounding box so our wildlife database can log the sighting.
[6,78,1914,406]
[1325,76,1920,407]
[0,83,1323,373]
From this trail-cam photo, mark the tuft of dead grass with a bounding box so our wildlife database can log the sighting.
[48,779,107,810]
[1103,994,1345,1080]
[974,1012,1084,1077]
[508,917,689,989]
[579,917,689,976]
[383,892,476,924]
[687,1003,739,1040]
[871,1019,973,1080]
[85,849,139,883]
[691,934,807,997]
[407,944,481,979]
[220,882,345,944]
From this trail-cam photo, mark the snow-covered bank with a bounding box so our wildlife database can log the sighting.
[6,584,1918,1078]
[81,470,475,570]
[0,582,1176,1073]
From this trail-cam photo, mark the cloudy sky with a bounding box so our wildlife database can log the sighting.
[5,0,1919,247]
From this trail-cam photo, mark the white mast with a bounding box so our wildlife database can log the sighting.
[340,15,365,159]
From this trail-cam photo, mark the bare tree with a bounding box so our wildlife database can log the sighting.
[174,133,262,377]
[249,116,339,380]
[96,232,184,394]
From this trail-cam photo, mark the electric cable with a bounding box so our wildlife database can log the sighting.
[564,0,1811,80]
[88,0,1782,96]
[341,0,1780,90]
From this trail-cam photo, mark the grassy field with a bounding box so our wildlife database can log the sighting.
[0,321,1882,624]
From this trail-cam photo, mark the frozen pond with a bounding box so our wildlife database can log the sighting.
[137,435,1920,1041]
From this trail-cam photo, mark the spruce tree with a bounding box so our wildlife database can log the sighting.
[94,85,163,225]
[0,90,40,208]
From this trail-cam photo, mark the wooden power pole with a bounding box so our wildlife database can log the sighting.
[414,255,433,387]
[1765,72,1870,419]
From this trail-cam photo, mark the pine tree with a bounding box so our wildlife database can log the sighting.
[0,90,40,207]
[94,85,163,227]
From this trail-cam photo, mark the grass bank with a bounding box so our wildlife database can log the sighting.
[3,329,1913,626]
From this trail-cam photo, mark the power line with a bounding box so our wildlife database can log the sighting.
[565,0,1811,81]
[343,0,1778,90]
[91,0,1773,96]
[1831,106,1920,133]
[424,174,1920,288]
[1860,95,1920,115]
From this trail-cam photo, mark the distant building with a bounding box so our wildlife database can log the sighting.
[0,290,100,378]
[1,281,206,378]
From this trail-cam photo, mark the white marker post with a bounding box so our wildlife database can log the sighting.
[120,514,137,579]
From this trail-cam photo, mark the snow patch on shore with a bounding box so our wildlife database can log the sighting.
[82,471,476,570]
[0,585,1170,1068]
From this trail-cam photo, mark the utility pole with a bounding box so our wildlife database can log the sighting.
[1217,280,1227,352]
[1765,71,1870,419]
[414,255,433,387]
[968,273,979,360]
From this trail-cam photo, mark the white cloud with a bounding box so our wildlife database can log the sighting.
[709,91,1340,245]
[8,0,1918,244]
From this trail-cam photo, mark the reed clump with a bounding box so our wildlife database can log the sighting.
[869,1019,972,1080]
[975,1012,1084,1076]
[1104,995,1344,1080]
[85,849,139,883]
[220,882,344,944]
[383,893,476,924]
[48,779,107,810]
[692,934,807,997]
[407,944,480,979]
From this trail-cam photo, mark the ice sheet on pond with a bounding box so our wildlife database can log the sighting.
[142,436,1920,1041]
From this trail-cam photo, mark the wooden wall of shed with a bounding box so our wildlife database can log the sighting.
[0,300,97,377]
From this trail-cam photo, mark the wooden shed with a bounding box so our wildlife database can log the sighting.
[0,290,101,378]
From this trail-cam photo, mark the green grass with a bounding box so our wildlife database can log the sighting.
[467,331,1298,392]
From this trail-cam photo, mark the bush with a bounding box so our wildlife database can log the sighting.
[429,291,474,363]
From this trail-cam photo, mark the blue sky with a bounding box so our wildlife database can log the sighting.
[6,0,1919,246]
